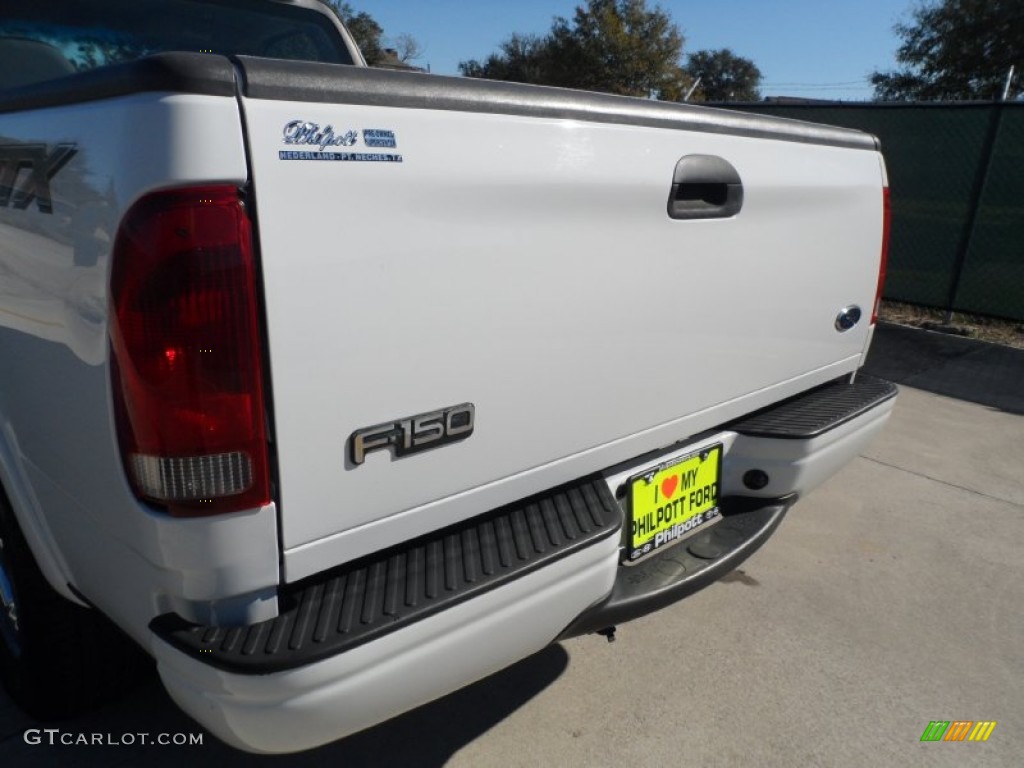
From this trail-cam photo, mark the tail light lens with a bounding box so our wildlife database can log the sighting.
[872,187,891,325]
[109,186,270,516]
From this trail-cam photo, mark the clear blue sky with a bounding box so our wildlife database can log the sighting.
[353,0,913,101]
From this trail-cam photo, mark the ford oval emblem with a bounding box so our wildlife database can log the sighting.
[834,305,862,332]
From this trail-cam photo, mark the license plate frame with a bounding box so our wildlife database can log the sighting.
[625,443,723,564]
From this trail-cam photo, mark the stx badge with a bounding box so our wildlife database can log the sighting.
[0,143,77,214]
[350,403,475,465]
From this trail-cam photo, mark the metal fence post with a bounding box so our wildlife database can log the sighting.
[943,102,1005,323]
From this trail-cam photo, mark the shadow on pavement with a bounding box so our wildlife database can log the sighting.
[863,322,1024,415]
[0,644,569,766]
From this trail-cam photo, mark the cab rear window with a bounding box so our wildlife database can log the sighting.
[0,0,353,89]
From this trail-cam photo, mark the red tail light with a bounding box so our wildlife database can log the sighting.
[872,187,891,325]
[109,186,270,516]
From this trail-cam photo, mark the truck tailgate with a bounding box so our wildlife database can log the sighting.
[236,60,885,576]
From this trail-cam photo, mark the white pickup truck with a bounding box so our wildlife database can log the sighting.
[0,0,897,754]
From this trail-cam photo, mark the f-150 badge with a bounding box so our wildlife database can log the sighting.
[280,121,402,163]
[0,143,77,214]
[349,403,475,465]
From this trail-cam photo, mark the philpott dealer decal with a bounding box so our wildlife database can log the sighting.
[279,121,402,163]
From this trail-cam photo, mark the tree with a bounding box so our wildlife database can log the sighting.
[391,33,424,65]
[459,34,556,84]
[320,2,422,67]
[871,0,1024,101]
[460,0,691,101]
[684,49,762,102]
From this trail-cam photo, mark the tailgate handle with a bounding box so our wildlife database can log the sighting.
[668,155,743,220]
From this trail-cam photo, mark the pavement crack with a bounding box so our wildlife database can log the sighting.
[861,456,1023,508]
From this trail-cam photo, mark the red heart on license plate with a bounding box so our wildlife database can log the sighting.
[661,475,678,499]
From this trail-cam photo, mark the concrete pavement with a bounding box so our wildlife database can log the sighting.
[2,324,1022,766]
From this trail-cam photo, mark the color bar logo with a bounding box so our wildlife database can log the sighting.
[920,721,996,742]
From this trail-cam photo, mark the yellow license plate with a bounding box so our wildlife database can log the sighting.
[627,444,722,563]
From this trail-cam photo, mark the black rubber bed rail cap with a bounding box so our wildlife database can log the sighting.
[151,474,622,673]
[236,56,879,151]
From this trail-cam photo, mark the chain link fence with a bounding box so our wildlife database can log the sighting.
[724,102,1024,322]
